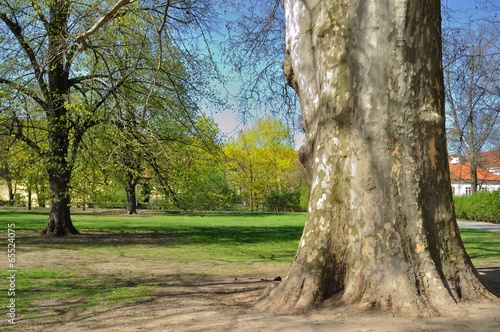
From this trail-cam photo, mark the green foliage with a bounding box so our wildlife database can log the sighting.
[223,118,303,211]
[265,190,302,212]
[145,116,234,210]
[0,136,49,207]
[91,183,128,209]
[178,168,238,211]
[299,181,309,211]
[454,191,500,223]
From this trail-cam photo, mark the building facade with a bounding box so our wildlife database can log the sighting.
[449,151,500,196]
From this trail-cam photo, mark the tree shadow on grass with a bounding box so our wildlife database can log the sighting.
[18,224,305,247]
[19,231,179,247]
[19,273,271,329]
[22,272,500,332]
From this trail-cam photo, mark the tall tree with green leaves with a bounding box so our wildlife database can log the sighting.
[0,0,220,234]
[0,0,140,234]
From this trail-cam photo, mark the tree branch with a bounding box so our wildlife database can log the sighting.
[68,74,111,87]
[74,0,135,51]
[31,0,49,30]
[0,11,49,100]
[4,115,43,157]
[0,77,50,112]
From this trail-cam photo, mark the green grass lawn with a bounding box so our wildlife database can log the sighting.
[0,208,499,326]
[2,209,306,263]
[3,208,497,263]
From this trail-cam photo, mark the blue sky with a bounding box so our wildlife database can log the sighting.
[447,0,477,10]
[212,0,494,147]
[443,0,495,22]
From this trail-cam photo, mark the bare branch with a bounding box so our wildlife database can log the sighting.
[75,0,136,51]
[0,77,50,112]
[68,74,112,87]
[31,0,49,30]
[0,11,49,100]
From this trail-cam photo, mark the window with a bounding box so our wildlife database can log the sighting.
[465,187,471,195]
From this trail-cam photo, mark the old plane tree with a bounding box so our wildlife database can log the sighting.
[248,0,498,315]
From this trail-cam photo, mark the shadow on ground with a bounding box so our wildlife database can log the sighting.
[477,266,500,297]
[18,223,305,247]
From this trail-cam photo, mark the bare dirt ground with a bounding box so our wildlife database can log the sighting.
[15,233,500,332]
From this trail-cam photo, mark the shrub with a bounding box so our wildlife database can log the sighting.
[454,191,500,223]
[265,190,303,212]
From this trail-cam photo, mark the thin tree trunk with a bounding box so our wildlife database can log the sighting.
[27,189,32,210]
[470,157,478,194]
[466,56,479,194]
[126,170,138,215]
[6,177,14,206]
[36,187,47,208]
[255,0,496,316]
[468,121,478,194]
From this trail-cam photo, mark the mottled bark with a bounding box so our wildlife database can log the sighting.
[256,0,496,315]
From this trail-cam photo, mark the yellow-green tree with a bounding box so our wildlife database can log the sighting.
[0,130,49,208]
[223,118,298,211]
[166,116,236,211]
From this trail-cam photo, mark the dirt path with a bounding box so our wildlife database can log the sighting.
[457,220,500,233]
[22,266,500,332]
[14,230,500,332]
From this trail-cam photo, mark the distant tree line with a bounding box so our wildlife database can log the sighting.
[0,117,307,212]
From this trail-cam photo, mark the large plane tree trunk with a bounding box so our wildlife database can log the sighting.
[255,0,496,315]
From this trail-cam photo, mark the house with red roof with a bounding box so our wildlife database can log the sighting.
[479,149,500,176]
[449,151,500,195]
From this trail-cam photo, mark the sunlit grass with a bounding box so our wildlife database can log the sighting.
[0,209,306,326]
[458,228,500,265]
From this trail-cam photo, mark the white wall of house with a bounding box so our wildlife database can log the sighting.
[0,180,9,201]
[0,180,41,206]
[452,181,500,196]
[488,166,500,176]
